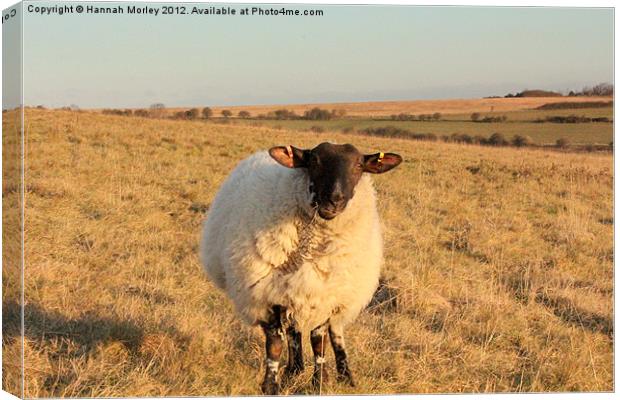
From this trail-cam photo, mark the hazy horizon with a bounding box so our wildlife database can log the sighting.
[4,3,614,109]
[15,85,616,110]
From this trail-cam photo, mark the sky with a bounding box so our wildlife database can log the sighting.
[4,3,615,108]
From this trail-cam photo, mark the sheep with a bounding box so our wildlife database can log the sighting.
[200,142,402,394]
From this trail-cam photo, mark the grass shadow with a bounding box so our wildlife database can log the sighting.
[534,291,613,339]
[3,300,145,355]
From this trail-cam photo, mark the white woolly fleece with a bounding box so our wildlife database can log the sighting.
[200,151,383,331]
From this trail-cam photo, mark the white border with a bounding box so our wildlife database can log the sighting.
[0,1,616,400]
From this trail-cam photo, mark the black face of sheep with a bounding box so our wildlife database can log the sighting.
[269,142,402,220]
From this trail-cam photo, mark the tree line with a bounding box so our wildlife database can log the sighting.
[101,104,346,121]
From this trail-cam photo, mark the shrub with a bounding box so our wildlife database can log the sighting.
[479,116,507,123]
[202,107,213,119]
[459,134,473,144]
[360,126,438,142]
[544,115,592,123]
[511,135,534,147]
[432,112,442,121]
[473,135,487,144]
[221,110,232,118]
[134,109,149,117]
[304,107,332,120]
[342,127,354,134]
[470,113,480,122]
[447,133,474,144]
[411,133,439,141]
[149,103,166,118]
[360,126,410,138]
[187,108,200,120]
[487,133,509,146]
[172,111,187,120]
[238,110,251,118]
[310,126,325,133]
[170,109,198,120]
[273,109,298,120]
[556,137,570,148]
[391,113,416,121]
[102,109,132,116]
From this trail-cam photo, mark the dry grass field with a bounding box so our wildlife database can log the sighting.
[2,109,613,397]
[195,96,612,117]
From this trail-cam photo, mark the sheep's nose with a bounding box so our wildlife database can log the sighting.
[329,191,345,206]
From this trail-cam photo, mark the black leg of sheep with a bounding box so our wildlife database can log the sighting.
[329,324,355,387]
[284,324,304,380]
[310,321,330,391]
[260,306,285,395]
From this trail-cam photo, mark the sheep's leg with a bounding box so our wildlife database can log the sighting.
[329,323,355,386]
[310,321,330,390]
[259,306,285,395]
[283,323,304,379]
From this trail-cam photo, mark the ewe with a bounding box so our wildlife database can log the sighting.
[200,142,402,394]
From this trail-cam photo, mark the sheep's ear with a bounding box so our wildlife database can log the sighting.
[268,145,307,168]
[363,152,402,174]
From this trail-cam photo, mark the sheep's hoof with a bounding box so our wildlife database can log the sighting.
[261,379,280,395]
[311,367,329,390]
[282,363,304,382]
[336,370,355,387]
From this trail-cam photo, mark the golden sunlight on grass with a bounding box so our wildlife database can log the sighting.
[2,109,612,396]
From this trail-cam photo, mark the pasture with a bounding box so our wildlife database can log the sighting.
[165,97,613,145]
[234,115,612,145]
[2,109,613,396]
[231,106,612,146]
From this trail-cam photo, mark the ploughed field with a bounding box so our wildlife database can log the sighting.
[2,109,613,396]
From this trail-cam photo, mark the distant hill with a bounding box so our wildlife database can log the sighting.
[508,90,563,98]
[165,97,611,118]
[536,101,613,110]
